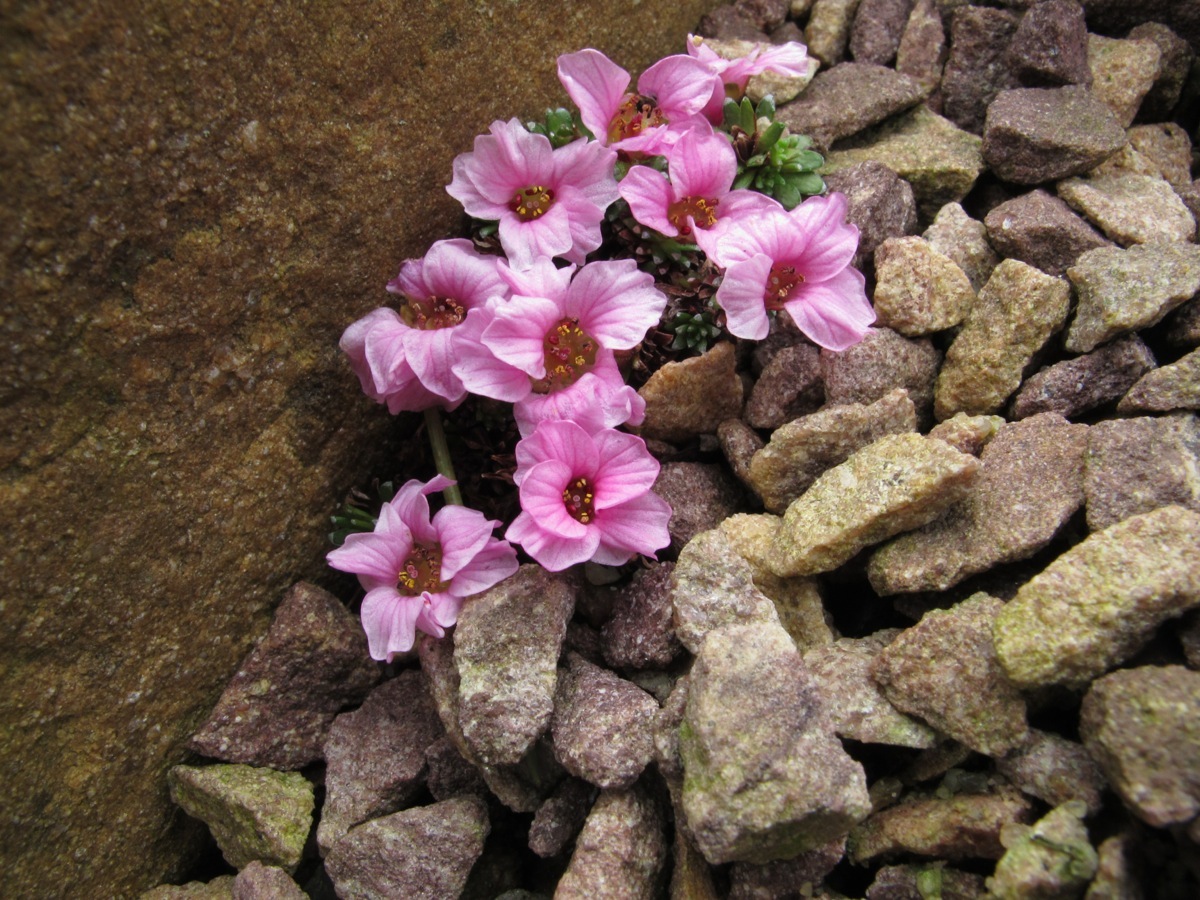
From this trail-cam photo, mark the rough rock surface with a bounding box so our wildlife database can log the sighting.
[639,341,745,443]
[823,161,920,273]
[940,5,1019,134]
[1118,347,1200,413]
[995,729,1106,816]
[728,836,846,898]
[654,462,746,553]
[872,237,975,336]
[987,802,1098,899]
[820,329,942,426]
[922,201,999,292]
[141,878,236,900]
[1057,172,1197,246]
[744,342,824,430]
[983,189,1111,277]
[993,505,1200,688]
[1006,0,1091,88]
[601,563,683,671]
[1010,335,1156,420]
[230,861,306,900]
[528,777,595,859]
[1087,33,1163,128]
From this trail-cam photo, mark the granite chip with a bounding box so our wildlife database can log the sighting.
[1118,347,1200,414]
[554,784,668,900]
[872,237,975,337]
[822,161,920,275]
[983,189,1111,277]
[1057,171,1196,246]
[638,341,744,443]
[1087,33,1163,128]
[922,201,999,292]
[1010,334,1156,420]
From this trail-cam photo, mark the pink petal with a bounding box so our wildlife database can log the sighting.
[512,370,643,438]
[498,202,576,270]
[667,127,736,199]
[555,185,612,265]
[563,259,667,350]
[451,307,533,403]
[361,312,411,396]
[417,591,463,637]
[619,165,678,236]
[327,530,404,585]
[638,54,717,120]
[787,193,860,282]
[591,429,662,509]
[692,190,783,264]
[482,293,562,377]
[340,308,402,398]
[557,49,630,143]
[418,239,508,308]
[402,328,467,405]
[446,152,510,219]
[500,257,574,300]
[433,503,499,581]
[360,586,419,660]
[517,458,592,540]
[783,266,875,352]
[551,137,620,210]
[447,539,519,597]
[514,420,601,488]
[387,480,440,546]
[593,491,673,561]
[715,253,773,340]
[506,510,601,572]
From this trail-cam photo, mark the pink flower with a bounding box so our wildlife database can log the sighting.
[451,258,666,435]
[326,475,518,661]
[687,36,817,121]
[446,117,619,270]
[507,420,672,571]
[340,308,451,413]
[618,127,781,263]
[557,49,714,155]
[714,192,874,350]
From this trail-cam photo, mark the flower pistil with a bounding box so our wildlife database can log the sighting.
[400,295,467,330]
[511,185,555,220]
[533,316,597,393]
[765,263,804,309]
[666,195,719,235]
[562,476,595,524]
[397,543,449,595]
[607,94,666,143]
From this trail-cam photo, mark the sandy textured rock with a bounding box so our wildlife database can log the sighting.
[1085,833,1144,900]
[1057,172,1196,245]
[822,161,920,274]
[940,5,1019,134]
[1005,0,1091,88]
[993,505,1200,688]
[769,433,981,577]
[1127,122,1194,188]
[1081,665,1200,827]
[744,343,823,430]
[922,201,999,292]
[995,730,1107,816]
[639,342,744,443]
[866,864,985,899]
[1128,22,1194,121]
[927,412,1003,457]
[1011,334,1156,420]
[601,563,682,671]
[528,777,593,859]
[849,0,914,65]
[820,328,941,426]
[804,0,864,66]
[935,259,1070,420]
[231,861,305,900]
[987,802,1098,899]
[1087,33,1163,128]
[983,189,1111,277]
[728,836,846,899]
[895,0,946,97]
[872,238,975,336]
[1118,347,1200,413]
[141,878,236,900]
[654,462,745,554]
[555,784,668,900]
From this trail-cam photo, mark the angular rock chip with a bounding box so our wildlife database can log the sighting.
[935,259,1070,420]
[940,5,1019,133]
[804,0,863,67]
[718,418,764,491]
[639,341,743,443]
[982,86,1127,184]
[872,237,975,336]
[680,621,870,864]
[992,505,1200,688]
[168,764,313,873]
[820,328,941,426]
[1127,121,1193,188]
[728,836,846,899]
[1086,832,1143,900]
[768,432,981,578]
[922,201,998,292]
[187,582,380,769]
[849,0,914,66]
[454,564,575,766]
[1087,33,1163,128]
[141,878,236,899]
[1118,346,1200,414]
[324,797,489,900]
[744,342,823,430]
[983,189,1110,277]
[1005,0,1091,88]
[317,668,445,854]
[748,388,917,514]
[1057,172,1196,246]
[424,735,487,802]
[995,729,1106,816]
[927,411,1003,457]
[601,562,682,671]
[895,0,946,97]
[1011,334,1155,420]
[1128,22,1194,121]
[528,777,594,859]
[1081,665,1200,827]
[822,159,919,275]
[555,783,668,900]
[1064,242,1200,353]
[1084,414,1200,531]
[654,461,744,553]
[869,414,1087,595]
[867,863,986,899]
[231,861,305,900]
[987,802,1098,899]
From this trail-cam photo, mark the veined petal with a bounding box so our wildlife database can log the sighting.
[788,193,859,281]
[446,152,511,219]
[551,137,620,210]
[388,478,440,546]
[402,328,467,405]
[515,420,601,488]
[447,539,519,597]
[517,458,592,539]
[557,49,630,144]
[692,190,784,265]
[499,257,574,301]
[556,185,611,266]
[361,586,419,661]
[593,491,673,561]
[667,127,736,198]
[564,259,667,350]
[419,239,508,307]
[498,202,576,270]
[452,307,534,402]
[507,510,601,572]
[784,266,875,352]
[433,503,499,581]
[618,165,678,236]
[591,429,661,509]
[638,54,716,120]
[327,529,405,584]
[715,253,774,341]
[483,293,562,377]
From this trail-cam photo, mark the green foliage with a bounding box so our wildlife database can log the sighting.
[722,96,826,210]
[526,107,588,148]
[665,309,723,353]
[329,480,397,546]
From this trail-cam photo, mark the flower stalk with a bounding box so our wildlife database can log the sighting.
[423,407,464,506]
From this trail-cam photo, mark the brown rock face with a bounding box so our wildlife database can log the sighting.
[0,1,721,895]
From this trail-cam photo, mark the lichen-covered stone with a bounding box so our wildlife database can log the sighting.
[1086,33,1163,127]
[748,388,918,513]
[1080,665,1200,827]
[804,0,864,66]
[638,342,744,443]
[1058,172,1196,246]
[995,730,1106,816]
[866,863,986,899]
[324,797,489,900]
[922,202,999,292]
[983,189,1111,277]
[680,621,871,864]
[1085,833,1143,900]
[167,764,312,873]
[768,433,981,578]
[1064,242,1200,353]
[555,784,668,900]
[1011,334,1156,420]
[869,414,1087,595]
[1127,122,1194,188]
[423,735,487,803]
[873,237,975,337]
[993,505,1200,688]
[1118,347,1200,414]
[140,878,236,900]
[825,161,920,275]
[895,0,946,98]
[934,259,1070,420]
[927,412,1004,457]
[987,802,1098,899]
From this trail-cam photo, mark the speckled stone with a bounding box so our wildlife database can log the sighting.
[1167,298,1200,350]
[231,861,305,900]
[988,803,1097,899]
[718,418,764,490]
[1084,414,1200,531]
[1085,833,1143,900]
[934,259,1071,420]
[927,412,1003,457]
[728,836,846,899]
[940,5,1020,133]
[1118,347,1200,414]
[1005,0,1090,87]
[822,161,920,274]
[982,86,1128,184]
[821,329,942,426]
[528,777,594,859]
[654,462,745,554]
[873,238,974,337]
[804,632,940,748]
[1081,665,1200,827]
[995,729,1106,816]
[983,189,1111,277]
[866,864,986,899]
[895,0,947,97]
[768,432,981,577]
[601,562,682,671]
[744,342,824,430]
[804,0,864,66]
[1128,22,1194,122]
[1087,33,1163,128]
[751,389,916,513]
[1010,334,1156,420]
[849,0,916,65]
[141,878,236,900]
[324,797,489,900]
[922,202,999,292]
[1057,172,1196,246]
[555,784,668,900]
[681,621,871,865]
[1064,242,1200,353]
[638,342,745,444]
[1127,122,1194,188]
[424,735,487,803]
[167,764,313,873]
[993,505,1200,688]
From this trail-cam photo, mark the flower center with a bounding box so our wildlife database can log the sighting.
[510,185,555,221]
[400,295,467,330]
[531,317,597,394]
[666,196,720,235]
[562,476,596,524]
[764,263,804,310]
[607,93,666,143]
[397,543,449,596]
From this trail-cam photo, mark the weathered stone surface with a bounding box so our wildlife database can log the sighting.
[1064,242,1200,353]
[231,861,306,900]
[982,86,1127,184]
[935,260,1070,420]
[745,342,824,430]
[669,829,721,900]
[187,582,379,769]
[821,329,942,425]
[552,654,659,790]
[1011,335,1156,420]
[848,786,1035,863]
[324,797,489,900]
[1118,347,1200,413]
[454,564,575,767]
[1006,0,1090,87]
[988,802,1098,899]
[316,669,444,854]
[993,505,1200,688]
[927,412,1003,456]
[873,238,975,337]
[941,5,1019,133]
[1084,414,1200,531]
[804,632,940,748]
[528,777,594,859]
[822,161,920,274]
[141,878,236,900]
[1085,833,1143,900]
[1128,22,1194,122]
[983,189,1111,277]
[769,432,981,577]
[698,4,764,41]
[1167,297,1200,349]
[601,563,682,671]
[423,735,486,803]
[167,764,312,873]
[654,462,745,553]
[639,342,745,443]
[1087,34,1163,128]
[804,0,864,66]
[895,0,947,97]
[849,0,914,65]
[718,418,764,490]
[1080,665,1200,827]
[873,594,1027,756]
[555,784,668,900]
[749,388,917,513]
[0,2,722,893]
[1058,172,1196,245]
[728,837,846,899]
[824,105,985,219]
[1127,122,1194,188]
[869,414,1087,594]
[867,864,986,899]
[923,202,999,292]
[681,621,871,864]
[777,62,932,151]
[995,729,1106,816]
